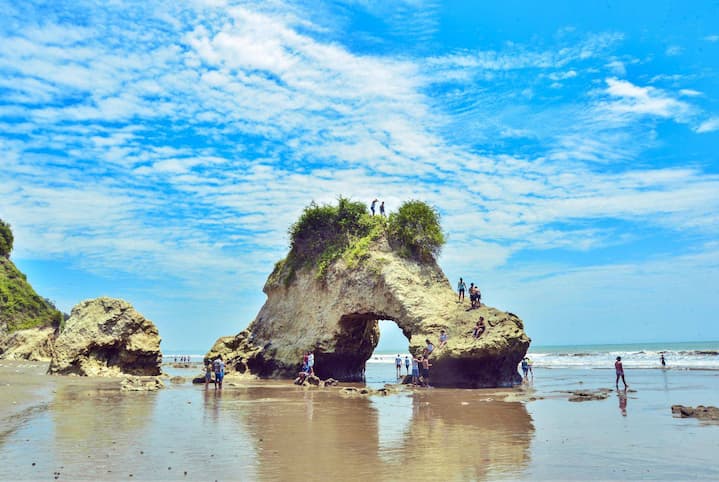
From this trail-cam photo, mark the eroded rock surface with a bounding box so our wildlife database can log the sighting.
[49,297,162,376]
[0,327,55,361]
[210,236,529,388]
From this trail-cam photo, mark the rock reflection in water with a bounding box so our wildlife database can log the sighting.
[396,390,534,480]
[240,386,533,480]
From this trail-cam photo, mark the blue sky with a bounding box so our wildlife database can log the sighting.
[2,0,718,352]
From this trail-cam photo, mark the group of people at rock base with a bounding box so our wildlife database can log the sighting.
[457,278,482,309]
[370,199,385,216]
[204,355,226,389]
[296,351,315,384]
[393,338,438,386]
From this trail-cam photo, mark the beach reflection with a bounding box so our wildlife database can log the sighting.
[241,386,534,480]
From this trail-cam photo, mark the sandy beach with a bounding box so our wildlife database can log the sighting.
[1,361,718,481]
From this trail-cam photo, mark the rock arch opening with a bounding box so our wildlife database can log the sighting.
[314,312,411,382]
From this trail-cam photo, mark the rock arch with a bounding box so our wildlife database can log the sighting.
[209,237,530,388]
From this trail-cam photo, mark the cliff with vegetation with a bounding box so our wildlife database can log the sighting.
[0,220,64,360]
[209,199,530,388]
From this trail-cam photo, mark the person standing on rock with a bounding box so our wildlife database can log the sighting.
[395,354,402,378]
[308,351,315,376]
[371,198,378,215]
[458,278,467,302]
[404,355,410,376]
[213,355,225,390]
[615,356,628,390]
[379,201,385,216]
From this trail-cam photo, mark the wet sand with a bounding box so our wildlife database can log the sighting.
[1,361,718,480]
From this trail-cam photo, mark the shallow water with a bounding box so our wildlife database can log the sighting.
[1,363,718,480]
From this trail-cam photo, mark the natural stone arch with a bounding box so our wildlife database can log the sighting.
[209,235,530,388]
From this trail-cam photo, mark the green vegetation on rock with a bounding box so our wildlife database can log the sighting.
[266,197,445,287]
[0,223,63,333]
[387,200,446,261]
[0,219,13,258]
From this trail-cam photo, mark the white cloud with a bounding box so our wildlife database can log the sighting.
[600,77,692,120]
[679,89,702,97]
[695,117,719,133]
[704,35,719,42]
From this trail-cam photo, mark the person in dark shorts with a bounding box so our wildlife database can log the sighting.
[615,356,628,389]
[404,355,410,375]
[473,317,485,338]
[458,278,466,302]
[421,356,432,386]
[380,201,385,216]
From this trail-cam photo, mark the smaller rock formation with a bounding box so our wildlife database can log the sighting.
[671,405,719,421]
[49,297,162,376]
[121,376,164,391]
[0,327,55,361]
[567,388,612,402]
[204,330,261,375]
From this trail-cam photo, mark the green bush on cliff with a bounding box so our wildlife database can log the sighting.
[387,200,445,261]
[0,257,63,332]
[0,219,13,258]
[268,198,445,286]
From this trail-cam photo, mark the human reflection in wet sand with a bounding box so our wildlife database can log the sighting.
[388,390,535,480]
[618,389,628,417]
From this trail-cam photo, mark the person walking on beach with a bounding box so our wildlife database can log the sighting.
[404,355,410,376]
[526,357,534,377]
[660,353,666,367]
[521,358,529,379]
[213,355,225,390]
[395,354,402,378]
[379,201,385,216]
[458,277,466,302]
[371,198,378,216]
[204,362,213,389]
[615,356,628,389]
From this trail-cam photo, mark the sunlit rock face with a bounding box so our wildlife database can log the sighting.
[49,297,162,376]
[210,236,529,388]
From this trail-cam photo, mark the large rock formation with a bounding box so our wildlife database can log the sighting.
[212,237,530,388]
[49,297,162,376]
